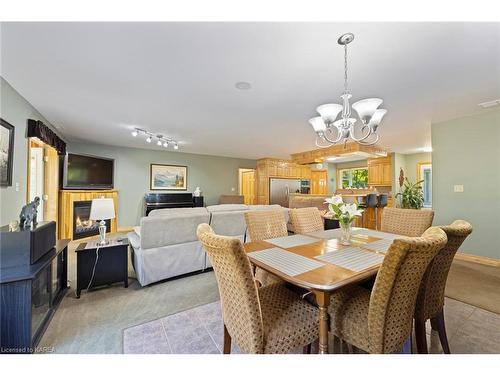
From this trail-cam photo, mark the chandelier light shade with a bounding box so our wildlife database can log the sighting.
[309,33,386,147]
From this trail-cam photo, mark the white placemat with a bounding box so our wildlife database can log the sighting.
[264,234,320,249]
[306,229,343,240]
[315,247,384,272]
[248,247,324,276]
[361,239,394,253]
[352,228,403,240]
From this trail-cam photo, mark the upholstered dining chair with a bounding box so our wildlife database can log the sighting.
[328,226,447,354]
[381,207,434,237]
[414,220,473,354]
[196,223,319,354]
[289,207,324,234]
[244,209,288,286]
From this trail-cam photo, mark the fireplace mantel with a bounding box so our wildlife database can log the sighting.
[59,189,118,240]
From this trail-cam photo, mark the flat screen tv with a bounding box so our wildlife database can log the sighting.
[63,153,114,190]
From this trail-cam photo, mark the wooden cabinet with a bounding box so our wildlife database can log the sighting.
[368,157,392,186]
[311,170,328,195]
[255,158,312,204]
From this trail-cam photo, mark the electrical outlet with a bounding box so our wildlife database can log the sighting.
[454,185,464,193]
[15,182,20,192]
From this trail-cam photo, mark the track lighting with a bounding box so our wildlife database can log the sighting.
[130,128,180,150]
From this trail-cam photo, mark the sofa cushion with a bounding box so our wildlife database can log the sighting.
[209,210,248,237]
[148,207,208,217]
[206,204,249,212]
[139,212,210,249]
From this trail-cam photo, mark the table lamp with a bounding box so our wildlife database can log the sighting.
[89,197,116,245]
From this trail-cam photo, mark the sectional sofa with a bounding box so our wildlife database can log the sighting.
[127,204,288,286]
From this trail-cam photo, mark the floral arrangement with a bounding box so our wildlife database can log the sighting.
[325,194,364,227]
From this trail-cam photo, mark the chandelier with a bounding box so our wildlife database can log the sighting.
[131,128,179,150]
[309,33,386,148]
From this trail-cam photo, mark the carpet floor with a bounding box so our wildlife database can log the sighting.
[445,259,500,314]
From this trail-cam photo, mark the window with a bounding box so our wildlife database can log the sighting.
[338,167,368,189]
[418,163,432,208]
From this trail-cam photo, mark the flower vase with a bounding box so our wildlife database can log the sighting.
[340,221,352,245]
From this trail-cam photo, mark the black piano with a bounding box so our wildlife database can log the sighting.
[144,193,203,215]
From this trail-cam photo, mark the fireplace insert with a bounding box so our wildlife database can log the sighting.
[73,200,110,240]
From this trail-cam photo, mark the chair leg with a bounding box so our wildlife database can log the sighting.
[346,342,354,354]
[414,318,428,354]
[223,324,231,354]
[431,310,450,354]
[303,343,311,354]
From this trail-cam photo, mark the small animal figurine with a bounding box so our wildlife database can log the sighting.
[19,196,40,228]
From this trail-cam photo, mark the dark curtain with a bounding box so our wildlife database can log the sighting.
[27,119,66,154]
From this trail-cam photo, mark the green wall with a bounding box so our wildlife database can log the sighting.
[432,109,500,259]
[68,142,256,227]
[404,152,432,183]
[0,77,60,226]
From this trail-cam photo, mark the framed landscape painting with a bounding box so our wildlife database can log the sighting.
[150,164,187,190]
[1,118,15,187]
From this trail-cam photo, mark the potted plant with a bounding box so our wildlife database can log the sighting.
[325,195,363,245]
[396,178,424,209]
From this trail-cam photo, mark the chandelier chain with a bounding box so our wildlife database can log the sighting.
[344,44,349,94]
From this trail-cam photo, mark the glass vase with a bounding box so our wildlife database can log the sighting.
[340,221,352,245]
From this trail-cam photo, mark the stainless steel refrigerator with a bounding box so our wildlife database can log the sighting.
[269,178,302,207]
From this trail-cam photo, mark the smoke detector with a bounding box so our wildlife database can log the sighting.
[478,99,500,109]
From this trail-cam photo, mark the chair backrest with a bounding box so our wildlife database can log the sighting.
[219,195,245,204]
[415,220,473,320]
[381,207,434,237]
[196,223,264,353]
[368,226,447,353]
[377,194,388,208]
[366,193,378,208]
[244,209,288,241]
[289,207,324,234]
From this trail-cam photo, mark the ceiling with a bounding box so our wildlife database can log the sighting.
[1,22,499,159]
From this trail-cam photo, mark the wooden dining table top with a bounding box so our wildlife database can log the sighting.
[243,229,393,292]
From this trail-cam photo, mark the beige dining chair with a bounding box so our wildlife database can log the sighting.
[244,209,288,286]
[196,223,319,354]
[328,226,447,353]
[414,220,473,354]
[219,195,245,204]
[289,207,324,234]
[381,207,434,237]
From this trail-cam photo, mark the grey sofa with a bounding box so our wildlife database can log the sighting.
[127,204,287,286]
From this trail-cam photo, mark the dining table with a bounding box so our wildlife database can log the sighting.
[243,227,403,354]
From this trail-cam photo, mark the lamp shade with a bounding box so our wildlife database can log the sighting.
[90,198,116,220]
[316,104,343,124]
[352,98,383,123]
[367,109,387,130]
[309,117,327,132]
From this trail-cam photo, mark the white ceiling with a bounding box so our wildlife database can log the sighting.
[1,22,499,159]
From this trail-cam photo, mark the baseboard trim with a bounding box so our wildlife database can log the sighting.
[455,252,500,267]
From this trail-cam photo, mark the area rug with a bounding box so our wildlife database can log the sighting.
[123,301,242,354]
[445,259,500,314]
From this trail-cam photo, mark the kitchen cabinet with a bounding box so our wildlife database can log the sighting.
[255,158,312,204]
[311,170,328,195]
[368,156,392,186]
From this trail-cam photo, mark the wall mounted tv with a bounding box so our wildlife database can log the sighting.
[63,153,114,190]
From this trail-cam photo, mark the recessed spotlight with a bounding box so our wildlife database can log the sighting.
[235,81,252,90]
[146,136,152,143]
[422,147,433,153]
[131,130,138,137]
[157,139,162,146]
[173,143,179,150]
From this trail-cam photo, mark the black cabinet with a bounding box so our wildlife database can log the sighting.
[0,240,69,354]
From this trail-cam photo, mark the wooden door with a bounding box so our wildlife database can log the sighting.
[381,163,391,185]
[311,170,328,195]
[43,146,59,224]
[241,170,255,205]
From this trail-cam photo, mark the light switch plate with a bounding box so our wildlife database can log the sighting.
[454,185,464,193]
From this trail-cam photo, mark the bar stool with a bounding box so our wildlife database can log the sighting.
[376,194,388,230]
[363,193,378,228]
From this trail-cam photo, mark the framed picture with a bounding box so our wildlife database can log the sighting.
[0,118,15,187]
[150,164,187,190]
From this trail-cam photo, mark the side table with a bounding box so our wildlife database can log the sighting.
[75,238,129,298]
